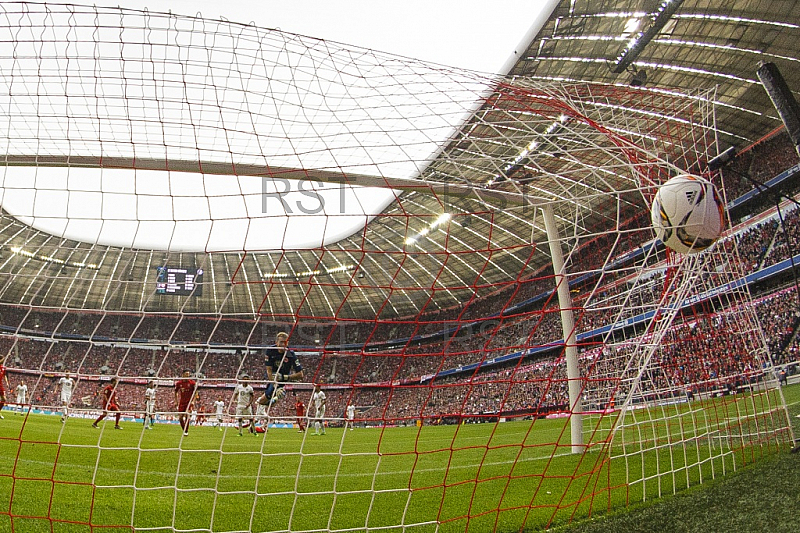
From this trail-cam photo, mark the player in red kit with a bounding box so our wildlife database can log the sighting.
[294,392,306,432]
[0,355,10,418]
[92,378,122,429]
[174,370,197,436]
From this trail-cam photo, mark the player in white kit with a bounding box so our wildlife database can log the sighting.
[15,381,28,414]
[213,398,226,430]
[234,375,256,436]
[311,383,326,435]
[58,372,75,422]
[144,381,157,428]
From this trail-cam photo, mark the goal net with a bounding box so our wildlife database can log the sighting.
[0,3,794,532]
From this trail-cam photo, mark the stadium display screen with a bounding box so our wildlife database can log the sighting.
[155,266,203,296]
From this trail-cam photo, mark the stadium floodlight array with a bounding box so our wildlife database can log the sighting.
[0,3,794,533]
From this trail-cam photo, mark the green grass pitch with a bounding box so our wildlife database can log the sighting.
[0,386,794,533]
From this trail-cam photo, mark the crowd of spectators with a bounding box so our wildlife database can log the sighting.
[720,131,799,202]
[4,272,798,424]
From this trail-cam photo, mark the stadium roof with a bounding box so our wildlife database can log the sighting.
[505,0,800,149]
[0,0,798,319]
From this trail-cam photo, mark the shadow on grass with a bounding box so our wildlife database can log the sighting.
[553,385,800,533]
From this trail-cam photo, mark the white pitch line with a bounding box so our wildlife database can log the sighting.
[10,445,583,485]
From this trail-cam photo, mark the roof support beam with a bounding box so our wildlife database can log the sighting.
[611,0,684,74]
[0,154,544,209]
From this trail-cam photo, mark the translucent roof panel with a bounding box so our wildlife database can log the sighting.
[0,168,398,252]
[0,4,507,251]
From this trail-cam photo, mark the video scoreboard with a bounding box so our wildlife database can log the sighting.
[155,266,203,296]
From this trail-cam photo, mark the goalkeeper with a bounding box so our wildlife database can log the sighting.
[255,332,304,411]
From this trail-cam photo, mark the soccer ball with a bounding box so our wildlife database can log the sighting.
[650,174,724,254]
